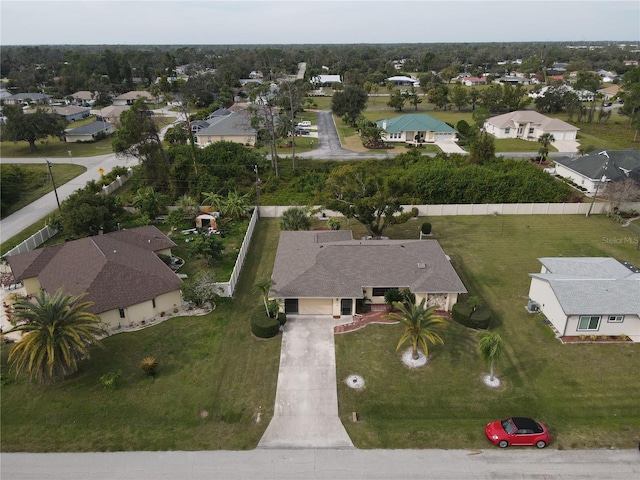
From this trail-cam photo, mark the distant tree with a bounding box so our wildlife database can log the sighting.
[2,105,67,151]
[188,234,224,266]
[387,89,408,111]
[537,133,555,163]
[357,116,385,148]
[164,124,188,145]
[222,190,251,219]
[323,160,413,238]
[331,85,368,127]
[429,84,450,110]
[4,289,106,384]
[132,187,168,221]
[112,99,169,189]
[440,65,459,84]
[407,86,423,111]
[450,85,469,110]
[60,188,125,237]
[604,179,640,211]
[468,132,495,165]
[280,207,311,231]
[469,89,481,111]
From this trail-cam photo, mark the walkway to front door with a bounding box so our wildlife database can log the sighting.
[258,316,354,449]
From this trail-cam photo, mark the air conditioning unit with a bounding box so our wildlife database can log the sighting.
[527,300,540,312]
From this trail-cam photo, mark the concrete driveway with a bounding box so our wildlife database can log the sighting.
[258,316,354,449]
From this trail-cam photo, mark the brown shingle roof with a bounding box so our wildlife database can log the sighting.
[272,231,467,298]
[8,226,182,314]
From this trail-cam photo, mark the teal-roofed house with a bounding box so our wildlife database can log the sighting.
[376,113,457,144]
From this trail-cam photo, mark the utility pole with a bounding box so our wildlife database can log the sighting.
[46,160,62,212]
[586,151,609,217]
[254,164,261,218]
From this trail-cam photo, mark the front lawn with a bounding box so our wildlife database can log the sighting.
[0,136,115,158]
[335,214,640,450]
[0,218,282,452]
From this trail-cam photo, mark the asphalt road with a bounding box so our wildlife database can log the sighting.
[2,447,638,479]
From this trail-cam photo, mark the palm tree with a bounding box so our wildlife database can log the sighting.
[223,190,250,219]
[280,207,310,231]
[201,192,225,212]
[537,133,555,164]
[5,289,107,384]
[477,331,504,383]
[385,298,447,360]
[177,194,198,219]
[254,277,276,317]
[132,187,167,221]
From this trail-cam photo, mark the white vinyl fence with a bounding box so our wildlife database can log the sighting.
[2,225,58,259]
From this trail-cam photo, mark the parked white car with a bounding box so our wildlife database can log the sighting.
[297,120,311,127]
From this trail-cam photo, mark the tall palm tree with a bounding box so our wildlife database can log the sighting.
[201,192,225,212]
[5,289,107,384]
[253,277,276,317]
[477,331,504,382]
[177,194,198,219]
[132,186,167,221]
[385,298,447,360]
[537,133,555,164]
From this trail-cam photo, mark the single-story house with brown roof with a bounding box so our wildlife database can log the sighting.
[7,226,183,331]
[483,110,579,141]
[271,230,467,317]
[92,105,130,126]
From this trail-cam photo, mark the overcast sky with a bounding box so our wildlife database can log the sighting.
[2,0,639,46]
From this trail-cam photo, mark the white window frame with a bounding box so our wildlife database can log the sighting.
[607,315,624,323]
[578,315,601,331]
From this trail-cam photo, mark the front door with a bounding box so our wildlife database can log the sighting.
[284,298,299,314]
[340,299,352,316]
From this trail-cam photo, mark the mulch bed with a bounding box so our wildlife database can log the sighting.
[559,335,633,344]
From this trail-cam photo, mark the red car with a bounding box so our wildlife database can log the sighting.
[485,417,550,448]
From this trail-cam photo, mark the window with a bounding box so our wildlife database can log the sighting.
[608,315,624,323]
[528,127,534,134]
[505,127,510,134]
[578,316,600,331]
[119,308,125,319]
[372,287,394,297]
[152,298,156,308]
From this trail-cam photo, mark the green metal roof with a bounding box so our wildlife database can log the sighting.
[376,114,456,134]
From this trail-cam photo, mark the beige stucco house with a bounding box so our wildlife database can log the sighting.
[112,90,157,106]
[7,226,183,331]
[194,110,256,147]
[528,257,640,342]
[271,230,467,317]
[484,111,578,141]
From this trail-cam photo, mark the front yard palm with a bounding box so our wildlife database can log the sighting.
[386,298,447,360]
[4,289,107,384]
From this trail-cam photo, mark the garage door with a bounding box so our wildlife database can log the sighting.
[298,298,333,315]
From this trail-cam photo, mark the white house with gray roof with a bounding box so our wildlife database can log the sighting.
[528,257,640,342]
[271,230,467,317]
[194,111,256,147]
[484,110,578,142]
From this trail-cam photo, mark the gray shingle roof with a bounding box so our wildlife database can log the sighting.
[530,257,640,315]
[8,226,181,314]
[195,112,255,137]
[272,231,467,298]
[555,149,640,182]
[66,120,114,135]
[486,111,578,131]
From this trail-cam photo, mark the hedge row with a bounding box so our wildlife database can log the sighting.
[452,303,492,329]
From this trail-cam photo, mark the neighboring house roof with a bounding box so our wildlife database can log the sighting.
[311,74,342,84]
[377,114,456,134]
[485,111,578,132]
[597,85,620,96]
[8,226,181,315]
[114,90,154,101]
[66,120,114,135]
[196,111,255,137]
[386,75,417,82]
[554,149,640,183]
[530,257,640,315]
[71,91,95,100]
[9,92,50,101]
[272,230,467,299]
[206,108,233,119]
[94,105,130,118]
[50,105,90,116]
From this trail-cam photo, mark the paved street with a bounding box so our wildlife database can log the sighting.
[2,447,639,479]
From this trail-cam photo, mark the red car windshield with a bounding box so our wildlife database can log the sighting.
[501,418,517,434]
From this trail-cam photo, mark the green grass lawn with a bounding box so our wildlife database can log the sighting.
[1,163,86,219]
[1,136,114,158]
[334,214,640,450]
[1,215,639,451]
[0,218,282,452]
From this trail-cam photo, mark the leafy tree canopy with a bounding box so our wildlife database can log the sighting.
[2,105,67,151]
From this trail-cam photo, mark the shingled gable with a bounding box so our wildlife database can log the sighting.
[8,226,182,315]
[271,230,467,299]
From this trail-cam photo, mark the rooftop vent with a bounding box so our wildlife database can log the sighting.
[417,263,426,269]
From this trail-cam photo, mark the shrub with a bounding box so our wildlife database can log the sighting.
[327,217,341,230]
[421,222,432,235]
[277,312,287,327]
[251,307,280,338]
[452,300,491,329]
[100,370,122,390]
[384,288,404,307]
[411,207,419,218]
[140,356,158,377]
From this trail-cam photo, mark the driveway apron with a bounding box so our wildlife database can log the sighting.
[258,316,354,448]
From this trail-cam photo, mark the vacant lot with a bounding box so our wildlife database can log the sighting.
[1,215,638,452]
